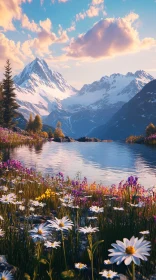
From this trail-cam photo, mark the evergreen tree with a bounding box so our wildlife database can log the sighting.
[26,113,34,131]
[33,114,43,133]
[146,123,156,137]
[0,83,4,126]
[3,60,19,128]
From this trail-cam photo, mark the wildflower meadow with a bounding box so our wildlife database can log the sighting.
[0,160,155,280]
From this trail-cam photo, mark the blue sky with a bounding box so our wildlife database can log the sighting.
[0,0,156,88]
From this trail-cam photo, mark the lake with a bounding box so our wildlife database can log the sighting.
[4,141,156,188]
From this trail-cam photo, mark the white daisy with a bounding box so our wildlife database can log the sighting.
[99,270,118,278]
[0,193,16,204]
[29,207,35,212]
[104,259,112,265]
[19,205,25,211]
[47,216,74,232]
[0,255,7,263]
[79,225,99,234]
[87,217,98,220]
[44,241,61,249]
[113,207,124,211]
[108,236,151,266]
[139,231,150,235]
[89,206,104,213]
[0,270,14,280]
[0,228,5,237]
[0,216,4,221]
[75,263,87,269]
[29,223,50,241]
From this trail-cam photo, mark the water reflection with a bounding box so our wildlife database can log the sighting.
[5,142,156,187]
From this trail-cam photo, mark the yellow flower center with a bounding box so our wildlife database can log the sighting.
[126,246,136,254]
[37,229,43,235]
[79,264,84,268]
[107,274,111,277]
[59,222,64,228]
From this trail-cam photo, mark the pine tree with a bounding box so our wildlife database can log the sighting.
[33,114,43,133]
[3,60,19,128]
[0,82,4,126]
[26,113,34,131]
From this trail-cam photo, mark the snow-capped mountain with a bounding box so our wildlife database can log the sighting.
[14,58,77,119]
[45,71,154,137]
[89,79,156,140]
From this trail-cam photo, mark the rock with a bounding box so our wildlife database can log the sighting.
[77,137,102,142]
[53,136,76,142]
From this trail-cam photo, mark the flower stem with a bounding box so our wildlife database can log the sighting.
[132,262,135,280]
[61,231,67,270]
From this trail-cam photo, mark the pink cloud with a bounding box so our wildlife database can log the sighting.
[66,14,156,59]
[92,0,104,4]
[40,18,52,32]
[21,14,40,32]
[76,3,104,21]
[0,33,25,74]
[0,0,31,31]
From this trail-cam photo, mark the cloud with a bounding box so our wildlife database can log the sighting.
[0,0,31,31]
[40,18,52,32]
[21,14,40,32]
[0,33,25,74]
[92,0,104,4]
[52,0,69,3]
[76,5,102,21]
[20,22,69,57]
[76,1,105,21]
[67,22,76,32]
[66,13,156,59]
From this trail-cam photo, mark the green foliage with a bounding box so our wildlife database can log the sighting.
[0,82,4,125]
[54,121,64,138]
[26,113,34,131]
[56,121,62,129]
[126,135,144,144]
[48,129,54,138]
[26,114,43,133]
[145,123,156,137]
[2,60,19,128]
[54,128,65,138]
[33,115,43,133]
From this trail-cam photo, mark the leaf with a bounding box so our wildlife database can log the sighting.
[87,248,92,261]
[24,273,31,280]
[39,258,48,265]
[92,240,104,255]
[61,270,75,279]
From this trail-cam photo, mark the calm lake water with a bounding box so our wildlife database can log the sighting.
[5,141,156,187]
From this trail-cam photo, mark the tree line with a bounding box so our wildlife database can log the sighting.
[0,60,65,139]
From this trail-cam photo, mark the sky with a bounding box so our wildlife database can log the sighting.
[0,0,156,89]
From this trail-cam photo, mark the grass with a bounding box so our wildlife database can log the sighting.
[0,127,45,148]
[0,160,155,279]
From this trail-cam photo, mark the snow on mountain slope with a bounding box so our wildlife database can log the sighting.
[89,79,156,140]
[45,70,154,138]
[14,58,77,119]
[62,71,153,110]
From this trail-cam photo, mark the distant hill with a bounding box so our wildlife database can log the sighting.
[89,80,156,140]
